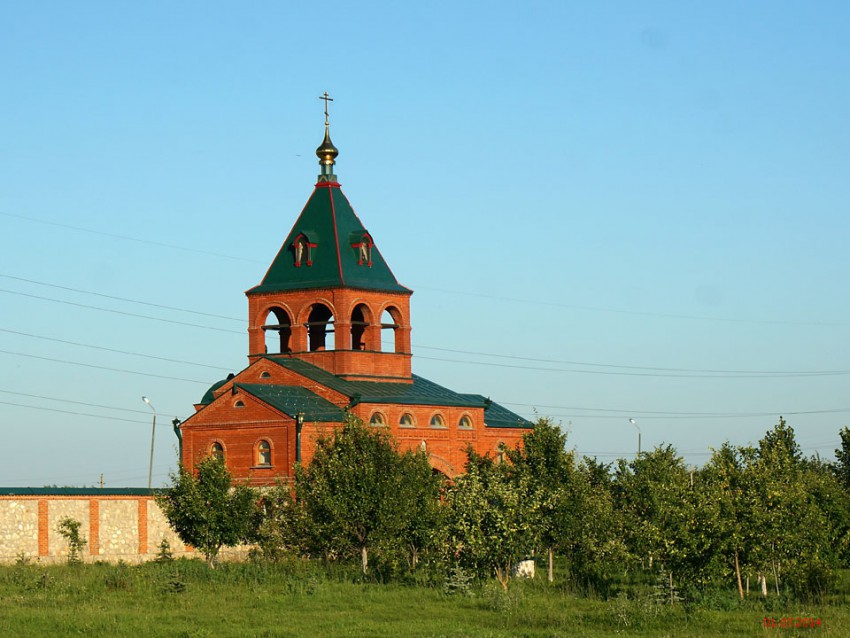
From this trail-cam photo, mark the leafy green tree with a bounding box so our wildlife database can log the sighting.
[701,442,758,598]
[746,419,840,598]
[834,426,850,490]
[444,450,533,590]
[568,457,626,591]
[56,516,87,564]
[250,481,312,562]
[157,456,256,568]
[613,445,705,602]
[506,417,576,582]
[395,449,445,569]
[296,415,438,574]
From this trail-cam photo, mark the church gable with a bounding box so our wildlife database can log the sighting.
[187,384,290,426]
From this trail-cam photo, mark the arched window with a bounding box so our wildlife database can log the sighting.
[496,442,506,465]
[351,304,371,351]
[380,307,403,353]
[430,414,445,429]
[351,232,373,266]
[234,400,245,408]
[307,303,335,351]
[458,415,473,429]
[256,440,272,467]
[210,442,224,462]
[292,233,316,267]
[262,307,292,354]
[369,412,386,426]
[260,371,271,379]
[399,413,415,428]
[419,440,427,453]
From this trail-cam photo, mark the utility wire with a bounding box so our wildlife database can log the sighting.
[0,211,265,264]
[0,349,211,384]
[415,285,850,328]
[0,328,233,372]
[0,400,149,424]
[0,288,243,335]
[0,389,157,415]
[5,211,847,327]
[4,273,848,376]
[414,354,846,379]
[0,273,244,322]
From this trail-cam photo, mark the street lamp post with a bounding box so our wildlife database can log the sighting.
[628,418,641,457]
[142,396,157,489]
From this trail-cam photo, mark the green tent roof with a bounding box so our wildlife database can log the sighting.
[247,185,411,295]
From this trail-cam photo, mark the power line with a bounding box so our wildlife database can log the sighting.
[415,285,850,327]
[414,354,846,379]
[0,328,233,372]
[0,349,211,384]
[415,344,850,376]
[0,389,157,416]
[5,210,847,328]
[0,399,149,424]
[0,211,265,264]
[5,273,848,377]
[0,288,243,335]
[503,402,850,419]
[0,273,244,322]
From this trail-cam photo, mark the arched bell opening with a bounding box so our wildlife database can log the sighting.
[350,304,373,351]
[380,306,403,353]
[262,307,292,354]
[307,303,335,352]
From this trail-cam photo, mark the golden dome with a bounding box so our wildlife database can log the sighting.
[316,126,338,167]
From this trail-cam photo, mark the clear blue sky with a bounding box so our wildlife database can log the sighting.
[1,2,848,486]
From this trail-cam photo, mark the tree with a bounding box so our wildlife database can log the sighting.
[701,442,757,599]
[295,415,438,574]
[394,449,445,569]
[250,481,313,562]
[56,516,87,564]
[834,427,850,490]
[444,450,533,590]
[613,444,704,602]
[157,456,256,568]
[506,417,574,582]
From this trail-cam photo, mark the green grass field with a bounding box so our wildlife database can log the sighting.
[0,560,847,637]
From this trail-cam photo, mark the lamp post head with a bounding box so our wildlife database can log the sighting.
[142,396,156,413]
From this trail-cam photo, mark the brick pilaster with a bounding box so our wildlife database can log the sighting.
[138,498,148,556]
[89,499,99,556]
[38,499,48,557]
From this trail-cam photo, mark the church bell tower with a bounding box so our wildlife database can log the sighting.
[245,93,413,382]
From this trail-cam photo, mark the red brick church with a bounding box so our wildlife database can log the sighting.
[178,100,532,483]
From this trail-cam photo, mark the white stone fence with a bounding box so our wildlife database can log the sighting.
[0,488,191,564]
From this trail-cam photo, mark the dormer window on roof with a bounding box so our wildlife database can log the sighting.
[352,232,373,267]
[293,233,316,267]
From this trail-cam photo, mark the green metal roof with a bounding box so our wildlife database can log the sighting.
[461,394,535,429]
[235,384,344,422]
[263,357,532,427]
[200,377,231,405]
[247,185,411,295]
